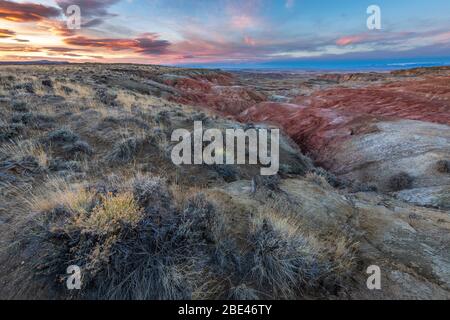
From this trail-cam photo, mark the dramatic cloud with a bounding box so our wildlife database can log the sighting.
[1,1,449,64]
[43,46,106,59]
[81,18,104,28]
[0,28,15,38]
[0,0,60,22]
[56,0,119,17]
[39,19,76,37]
[64,33,171,55]
[134,33,172,55]
[55,0,120,28]
[0,43,102,59]
[171,26,333,62]
[44,46,87,53]
[0,44,40,52]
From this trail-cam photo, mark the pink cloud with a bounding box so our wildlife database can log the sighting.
[434,31,450,43]
[243,36,256,46]
[231,14,256,29]
[336,35,367,46]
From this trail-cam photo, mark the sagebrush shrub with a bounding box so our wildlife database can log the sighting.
[106,137,145,164]
[227,284,259,300]
[247,217,326,298]
[46,128,79,144]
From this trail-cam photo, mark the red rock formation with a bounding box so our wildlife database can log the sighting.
[238,102,381,168]
[168,68,450,207]
[293,76,450,125]
[166,75,266,115]
[167,70,450,162]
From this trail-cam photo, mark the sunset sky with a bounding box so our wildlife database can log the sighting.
[1,0,450,65]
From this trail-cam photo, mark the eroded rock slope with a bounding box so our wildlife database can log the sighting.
[0,64,449,300]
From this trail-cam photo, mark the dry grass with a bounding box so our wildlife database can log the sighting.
[170,184,204,209]
[305,171,333,189]
[0,140,48,167]
[53,82,95,99]
[80,192,142,233]
[28,178,93,214]
[250,198,359,295]
[115,90,138,112]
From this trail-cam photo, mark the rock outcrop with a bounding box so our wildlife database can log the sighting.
[168,67,450,209]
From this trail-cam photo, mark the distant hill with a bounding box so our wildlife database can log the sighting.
[0,60,70,65]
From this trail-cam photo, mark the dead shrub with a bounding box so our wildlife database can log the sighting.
[436,160,449,174]
[388,172,413,191]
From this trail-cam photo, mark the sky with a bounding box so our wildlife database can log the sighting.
[0,0,449,66]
